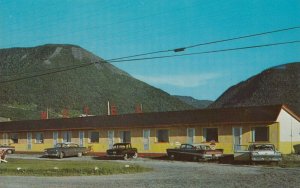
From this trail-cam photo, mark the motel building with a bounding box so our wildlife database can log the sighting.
[0,104,299,155]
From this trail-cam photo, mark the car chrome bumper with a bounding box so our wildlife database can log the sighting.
[44,152,59,157]
[106,154,123,158]
[203,154,223,160]
[252,157,282,161]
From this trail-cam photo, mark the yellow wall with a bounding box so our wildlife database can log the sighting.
[2,122,284,154]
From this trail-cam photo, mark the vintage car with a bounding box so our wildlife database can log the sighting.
[166,144,224,161]
[106,143,138,160]
[0,145,15,154]
[44,142,87,159]
[234,144,282,164]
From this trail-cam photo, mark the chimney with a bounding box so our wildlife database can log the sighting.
[135,104,143,113]
[40,111,47,119]
[83,105,90,115]
[62,108,69,118]
[110,104,117,115]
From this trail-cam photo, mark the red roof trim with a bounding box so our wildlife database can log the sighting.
[281,105,300,122]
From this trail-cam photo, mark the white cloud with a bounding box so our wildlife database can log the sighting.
[134,73,221,88]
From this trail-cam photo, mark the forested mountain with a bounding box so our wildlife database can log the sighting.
[209,62,300,115]
[0,44,194,120]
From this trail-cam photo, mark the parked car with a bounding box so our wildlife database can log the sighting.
[234,144,282,164]
[166,143,224,161]
[44,142,87,159]
[106,143,138,160]
[0,145,15,154]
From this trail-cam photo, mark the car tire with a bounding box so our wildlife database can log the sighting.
[77,152,82,157]
[6,149,13,154]
[123,154,128,160]
[59,152,64,159]
[193,156,198,162]
[169,154,175,160]
[132,152,138,159]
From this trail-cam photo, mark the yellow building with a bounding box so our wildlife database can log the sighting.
[0,105,299,155]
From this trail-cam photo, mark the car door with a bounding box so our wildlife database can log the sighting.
[185,144,196,159]
[234,145,250,161]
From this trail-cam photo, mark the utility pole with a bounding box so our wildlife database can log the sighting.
[46,107,49,119]
[291,118,293,154]
[107,100,110,115]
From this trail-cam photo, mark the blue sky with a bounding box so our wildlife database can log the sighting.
[1,0,300,100]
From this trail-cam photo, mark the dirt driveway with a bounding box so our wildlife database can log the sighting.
[1,154,300,188]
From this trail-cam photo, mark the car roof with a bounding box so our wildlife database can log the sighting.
[192,144,210,147]
[114,143,131,145]
[57,142,77,145]
[251,143,274,146]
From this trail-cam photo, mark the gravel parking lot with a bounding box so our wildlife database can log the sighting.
[1,154,300,188]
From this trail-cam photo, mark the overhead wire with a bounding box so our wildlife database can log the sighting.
[110,40,300,62]
[108,26,300,61]
[1,25,299,79]
[0,61,99,84]
[0,40,299,84]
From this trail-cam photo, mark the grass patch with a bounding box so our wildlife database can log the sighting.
[278,154,300,168]
[0,159,151,176]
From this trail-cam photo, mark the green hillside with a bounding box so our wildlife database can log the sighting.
[0,44,194,120]
[209,62,300,115]
[173,95,213,109]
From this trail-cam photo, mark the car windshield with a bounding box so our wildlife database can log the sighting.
[113,144,127,149]
[253,144,274,151]
[194,145,211,150]
[55,143,63,148]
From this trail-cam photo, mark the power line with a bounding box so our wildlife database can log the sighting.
[109,26,300,61]
[110,40,300,63]
[1,24,300,80]
[0,40,299,84]
[0,63,87,78]
[0,62,101,84]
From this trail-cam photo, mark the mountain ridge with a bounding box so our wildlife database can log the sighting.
[173,95,213,109]
[209,62,300,115]
[0,44,194,120]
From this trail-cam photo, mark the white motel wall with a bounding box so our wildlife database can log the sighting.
[277,108,300,154]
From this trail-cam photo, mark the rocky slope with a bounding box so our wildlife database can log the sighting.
[0,44,194,120]
[209,62,300,115]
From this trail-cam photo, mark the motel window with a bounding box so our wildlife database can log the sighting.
[10,133,18,144]
[156,129,169,142]
[203,128,218,142]
[35,132,44,144]
[89,131,100,143]
[252,127,269,142]
[120,131,131,143]
[63,131,72,143]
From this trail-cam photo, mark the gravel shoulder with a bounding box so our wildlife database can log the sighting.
[1,154,300,188]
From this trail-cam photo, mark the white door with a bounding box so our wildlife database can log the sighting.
[63,131,72,143]
[233,127,242,151]
[53,132,58,147]
[27,132,32,150]
[143,129,150,150]
[108,130,114,149]
[187,128,195,144]
[79,131,84,147]
[2,133,8,145]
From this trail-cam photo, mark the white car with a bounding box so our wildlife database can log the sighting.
[0,145,15,154]
[234,144,282,164]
